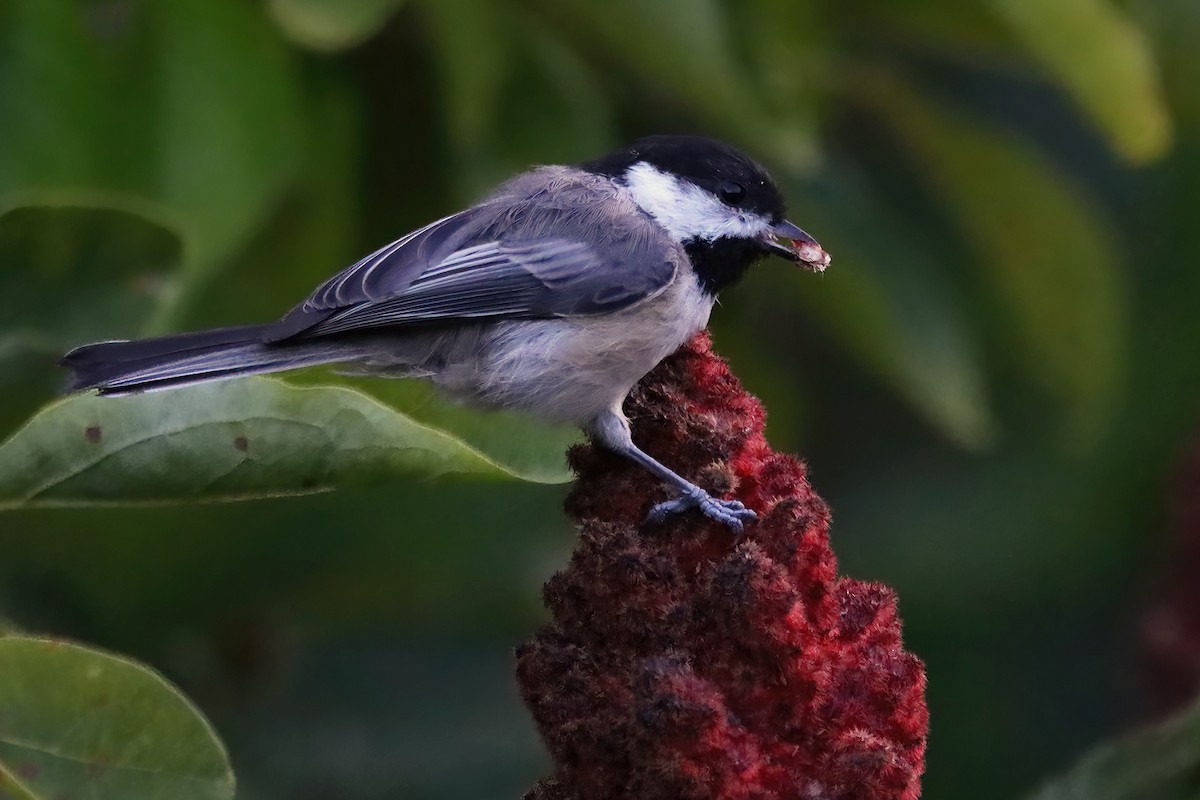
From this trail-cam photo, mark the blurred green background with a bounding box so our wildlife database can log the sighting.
[3,0,1200,797]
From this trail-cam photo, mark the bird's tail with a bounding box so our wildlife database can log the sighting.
[61,325,350,396]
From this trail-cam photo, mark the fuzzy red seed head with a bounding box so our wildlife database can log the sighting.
[518,332,928,800]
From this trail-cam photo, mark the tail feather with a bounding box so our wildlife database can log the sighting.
[61,325,347,395]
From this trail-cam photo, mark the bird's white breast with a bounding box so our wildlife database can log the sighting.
[460,268,714,425]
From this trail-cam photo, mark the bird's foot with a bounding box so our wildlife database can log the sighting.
[646,485,757,533]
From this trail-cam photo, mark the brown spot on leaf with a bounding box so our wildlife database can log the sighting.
[16,762,39,780]
[85,425,102,444]
[301,477,317,489]
[233,436,249,452]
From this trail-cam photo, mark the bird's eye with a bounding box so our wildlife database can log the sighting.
[718,180,746,205]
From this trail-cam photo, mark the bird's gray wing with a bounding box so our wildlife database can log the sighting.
[303,236,675,336]
[267,208,490,340]
[268,192,677,341]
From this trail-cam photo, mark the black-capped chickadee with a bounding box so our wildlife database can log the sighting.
[62,135,829,531]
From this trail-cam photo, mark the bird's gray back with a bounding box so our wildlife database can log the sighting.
[478,167,668,254]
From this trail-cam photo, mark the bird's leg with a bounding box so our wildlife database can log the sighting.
[588,409,757,533]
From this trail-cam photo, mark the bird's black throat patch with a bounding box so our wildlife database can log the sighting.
[685,236,768,296]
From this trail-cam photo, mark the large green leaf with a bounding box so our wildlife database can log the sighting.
[538,0,816,169]
[1025,694,1200,800]
[310,374,581,487]
[419,0,520,196]
[859,0,1017,57]
[983,0,1172,163]
[784,166,995,448]
[421,0,614,197]
[0,378,569,511]
[0,0,303,332]
[1151,0,1200,131]
[176,68,364,325]
[547,0,746,113]
[875,79,1127,447]
[268,0,406,51]
[0,636,233,800]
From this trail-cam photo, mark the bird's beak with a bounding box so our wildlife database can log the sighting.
[762,219,831,273]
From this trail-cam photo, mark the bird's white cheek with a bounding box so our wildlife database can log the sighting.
[623,162,768,242]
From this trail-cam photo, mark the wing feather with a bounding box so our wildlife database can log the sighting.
[311,213,464,309]
[266,174,678,342]
[308,239,649,335]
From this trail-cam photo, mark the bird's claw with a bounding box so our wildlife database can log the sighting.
[646,486,757,533]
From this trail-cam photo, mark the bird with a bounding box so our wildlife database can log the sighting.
[62,135,830,532]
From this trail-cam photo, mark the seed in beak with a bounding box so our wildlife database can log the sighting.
[793,240,831,272]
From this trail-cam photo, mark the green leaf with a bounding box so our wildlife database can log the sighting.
[875,79,1127,447]
[541,0,816,169]
[1152,0,1200,131]
[268,0,405,51]
[506,18,615,168]
[783,167,995,448]
[983,0,1172,162]
[0,0,303,332]
[421,1,613,197]
[0,378,569,511]
[1025,694,1200,800]
[551,0,745,110]
[862,0,1018,58]
[180,68,365,324]
[0,636,233,800]
[419,0,523,196]
[309,374,581,487]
